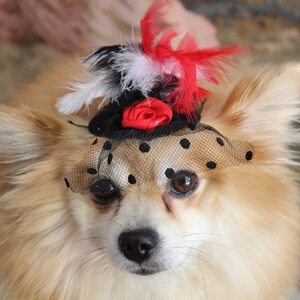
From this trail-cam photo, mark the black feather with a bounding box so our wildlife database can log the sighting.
[83,45,123,71]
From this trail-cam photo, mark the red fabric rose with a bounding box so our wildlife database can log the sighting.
[122,98,173,131]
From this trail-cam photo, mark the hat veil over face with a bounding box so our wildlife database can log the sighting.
[56,0,253,194]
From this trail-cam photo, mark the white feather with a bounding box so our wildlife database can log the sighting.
[56,44,164,115]
[112,45,161,96]
[56,70,121,115]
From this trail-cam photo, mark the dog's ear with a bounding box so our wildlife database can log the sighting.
[219,64,300,148]
[0,105,65,176]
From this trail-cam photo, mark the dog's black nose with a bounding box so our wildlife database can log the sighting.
[118,229,158,264]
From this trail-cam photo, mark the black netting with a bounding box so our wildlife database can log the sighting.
[65,123,254,194]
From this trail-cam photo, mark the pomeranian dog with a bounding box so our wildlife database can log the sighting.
[0,59,299,299]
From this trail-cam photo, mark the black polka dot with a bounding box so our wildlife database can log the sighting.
[139,142,150,153]
[245,151,253,161]
[107,153,113,165]
[92,138,98,145]
[206,161,217,169]
[216,137,224,146]
[180,138,190,149]
[103,141,112,150]
[64,178,70,188]
[87,168,97,174]
[165,168,175,179]
[128,174,137,185]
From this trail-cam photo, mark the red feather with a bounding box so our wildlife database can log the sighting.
[140,0,170,54]
[140,0,247,119]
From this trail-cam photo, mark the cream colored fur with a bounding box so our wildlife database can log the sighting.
[0,61,299,299]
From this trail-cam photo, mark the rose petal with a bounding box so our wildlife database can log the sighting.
[135,110,155,120]
[122,119,153,129]
[122,98,173,130]
[155,114,172,126]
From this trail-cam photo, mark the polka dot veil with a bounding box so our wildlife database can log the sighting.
[64,123,254,194]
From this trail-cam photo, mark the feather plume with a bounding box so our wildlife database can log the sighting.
[112,44,161,97]
[56,46,123,114]
[57,0,246,116]
[140,0,170,54]
[140,1,246,118]
[56,70,121,114]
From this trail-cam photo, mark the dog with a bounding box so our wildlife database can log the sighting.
[0,60,299,299]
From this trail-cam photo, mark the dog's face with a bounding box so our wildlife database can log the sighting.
[0,64,299,299]
[67,121,254,276]
[71,148,213,276]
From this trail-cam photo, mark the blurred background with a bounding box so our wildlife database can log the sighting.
[0,0,299,102]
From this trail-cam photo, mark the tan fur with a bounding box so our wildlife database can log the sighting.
[0,62,299,299]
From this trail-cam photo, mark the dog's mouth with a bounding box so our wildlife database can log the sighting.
[129,265,167,276]
[124,264,168,276]
[133,268,159,276]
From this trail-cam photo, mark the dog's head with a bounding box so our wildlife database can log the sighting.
[0,64,299,298]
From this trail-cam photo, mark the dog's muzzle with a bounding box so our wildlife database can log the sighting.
[118,228,159,265]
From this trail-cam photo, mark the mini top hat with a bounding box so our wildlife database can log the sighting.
[57,1,254,194]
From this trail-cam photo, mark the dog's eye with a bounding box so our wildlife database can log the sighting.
[90,179,119,205]
[171,171,198,196]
